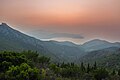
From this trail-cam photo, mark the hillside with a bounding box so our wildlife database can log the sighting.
[1,51,120,80]
[0,23,84,62]
[1,23,120,64]
[82,39,120,52]
[78,47,120,69]
[0,23,60,61]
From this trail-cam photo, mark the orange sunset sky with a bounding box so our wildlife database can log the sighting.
[0,0,120,44]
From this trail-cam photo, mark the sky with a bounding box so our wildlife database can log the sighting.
[0,0,120,44]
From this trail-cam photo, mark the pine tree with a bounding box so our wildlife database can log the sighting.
[87,63,90,73]
[94,68,109,80]
[61,62,65,68]
[57,63,60,67]
[118,69,120,76]
[71,62,74,67]
[93,61,97,70]
[81,62,85,72]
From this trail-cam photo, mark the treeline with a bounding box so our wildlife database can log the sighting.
[0,51,120,80]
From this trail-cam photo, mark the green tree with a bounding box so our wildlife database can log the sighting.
[0,51,27,72]
[81,62,85,72]
[61,62,65,68]
[22,50,39,62]
[4,63,40,80]
[111,69,116,76]
[0,61,12,72]
[93,62,97,70]
[94,68,109,80]
[87,63,90,73]
[118,69,120,76]
[38,56,50,64]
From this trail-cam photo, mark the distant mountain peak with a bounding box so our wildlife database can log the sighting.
[0,23,16,35]
[1,23,8,26]
[88,39,109,42]
[0,23,11,29]
[0,23,8,27]
[83,39,110,45]
[82,39,120,52]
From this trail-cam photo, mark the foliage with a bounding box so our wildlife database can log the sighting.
[0,51,120,80]
[94,68,109,80]
[2,63,39,80]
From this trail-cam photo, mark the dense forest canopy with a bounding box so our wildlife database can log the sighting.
[0,51,120,80]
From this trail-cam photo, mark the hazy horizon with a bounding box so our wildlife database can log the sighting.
[0,0,120,44]
[1,22,119,45]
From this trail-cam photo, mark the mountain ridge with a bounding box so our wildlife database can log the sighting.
[0,23,85,62]
[1,23,120,63]
[81,39,120,52]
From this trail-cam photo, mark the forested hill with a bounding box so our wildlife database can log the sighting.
[1,23,120,79]
[0,23,84,62]
[1,51,120,80]
[1,23,120,63]
[78,47,120,69]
